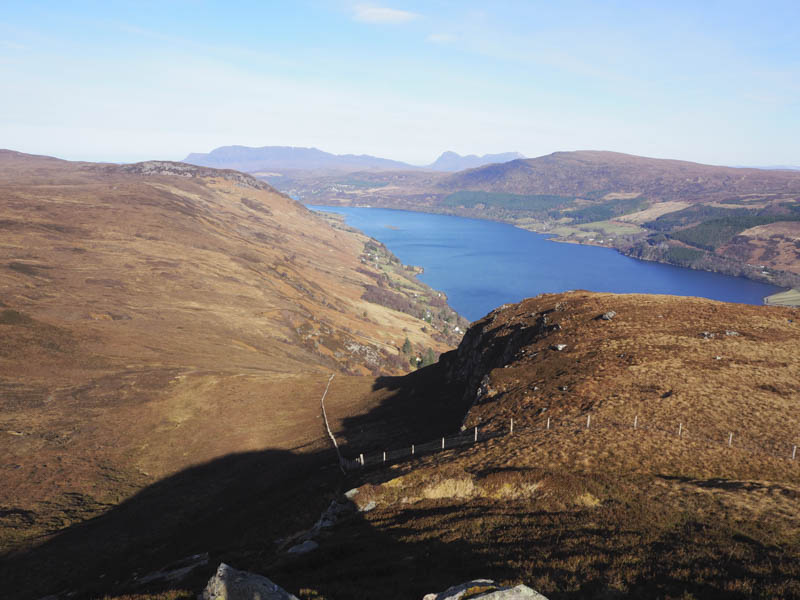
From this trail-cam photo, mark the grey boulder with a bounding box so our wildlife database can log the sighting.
[201,563,299,600]
[423,579,549,600]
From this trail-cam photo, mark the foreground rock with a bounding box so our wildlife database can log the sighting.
[286,540,319,554]
[423,579,548,600]
[135,552,209,586]
[201,563,299,600]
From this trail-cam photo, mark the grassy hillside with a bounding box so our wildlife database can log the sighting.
[0,152,467,598]
[262,292,800,600]
[6,271,800,598]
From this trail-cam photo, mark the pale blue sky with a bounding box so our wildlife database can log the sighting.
[2,1,798,165]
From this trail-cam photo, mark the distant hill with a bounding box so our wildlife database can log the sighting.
[758,165,800,171]
[427,150,525,172]
[183,145,418,173]
[441,150,800,199]
[183,145,526,173]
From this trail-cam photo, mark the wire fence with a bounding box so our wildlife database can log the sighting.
[343,412,800,471]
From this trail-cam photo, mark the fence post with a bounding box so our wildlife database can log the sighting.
[546,416,550,430]
[474,426,478,442]
[411,444,415,455]
[586,414,591,429]
[383,451,386,463]
[360,453,364,467]
[793,445,797,460]
[510,418,514,434]
[634,415,638,429]
[442,437,445,450]
[728,432,733,447]
[678,423,682,437]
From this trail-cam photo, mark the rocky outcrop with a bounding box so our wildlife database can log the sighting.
[118,161,274,191]
[201,563,299,600]
[423,579,548,600]
[134,552,208,586]
[441,300,565,407]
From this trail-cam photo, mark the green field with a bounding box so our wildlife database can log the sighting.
[764,288,800,307]
[548,219,644,240]
[336,179,389,189]
[565,196,649,224]
[442,190,573,211]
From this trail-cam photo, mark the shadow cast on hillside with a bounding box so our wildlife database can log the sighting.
[262,497,798,600]
[338,362,468,453]
[1,364,475,600]
[1,446,346,599]
[4,360,798,600]
[2,445,501,600]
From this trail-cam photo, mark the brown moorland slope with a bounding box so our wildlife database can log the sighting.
[0,151,467,597]
[442,151,800,200]
[269,292,800,600]
[722,220,800,275]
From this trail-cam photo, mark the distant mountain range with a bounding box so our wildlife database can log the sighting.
[183,146,412,172]
[183,145,525,173]
[427,150,525,172]
[754,165,800,171]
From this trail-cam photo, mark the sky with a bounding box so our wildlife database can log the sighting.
[2,1,799,166]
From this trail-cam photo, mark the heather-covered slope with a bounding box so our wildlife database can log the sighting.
[0,151,465,594]
[277,292,800,599]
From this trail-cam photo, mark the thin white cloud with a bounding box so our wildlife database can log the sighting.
[353,5,419,24]
[428,32,456,44]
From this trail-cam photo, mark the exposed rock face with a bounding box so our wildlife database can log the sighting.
[423,579,548,600]
[201,563,299,600]
[135,552,208,586]
[441,301,564,406]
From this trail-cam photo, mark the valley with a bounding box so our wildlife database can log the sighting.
[2,151,799,600]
